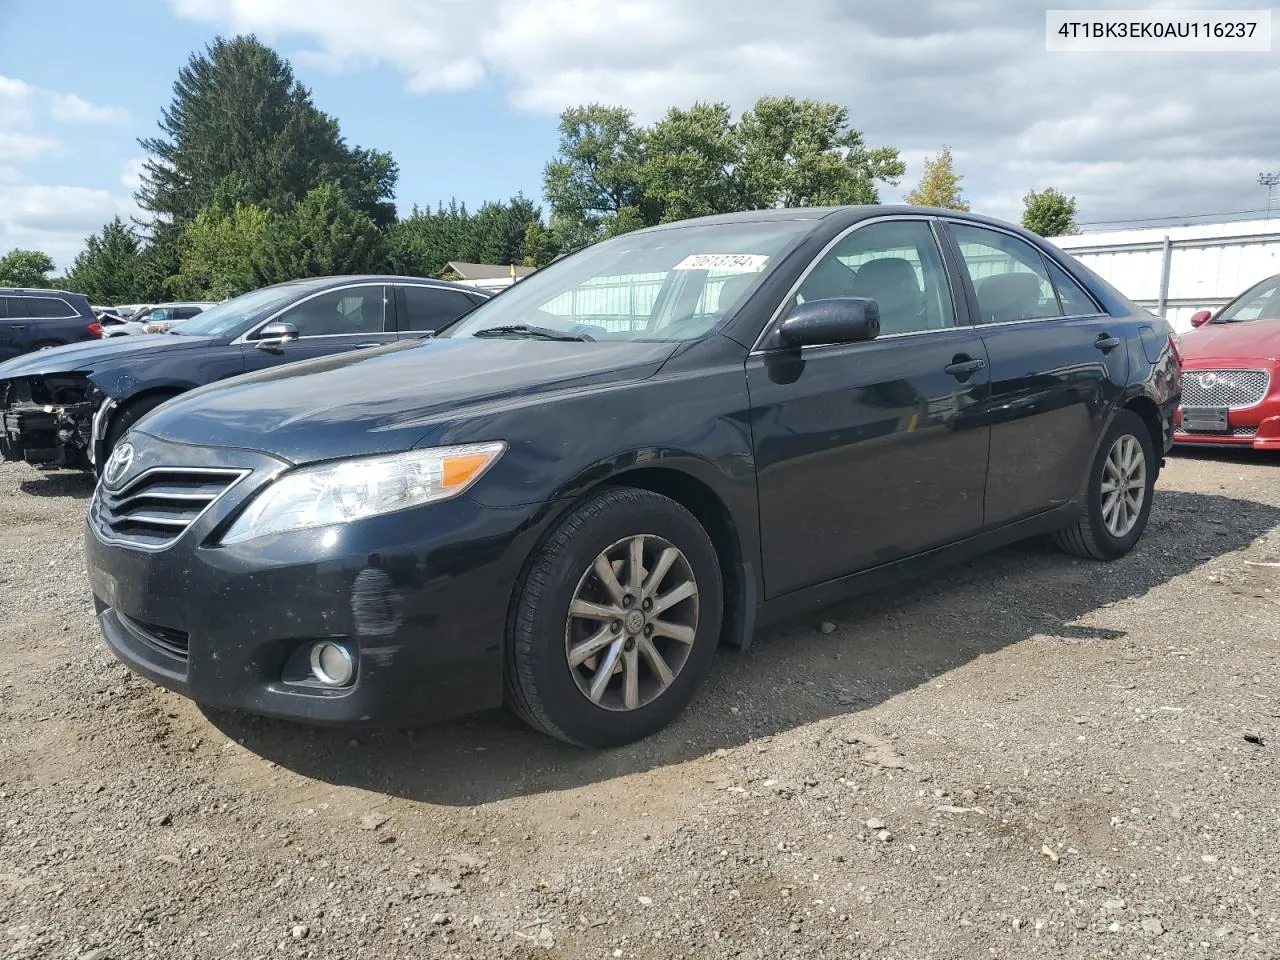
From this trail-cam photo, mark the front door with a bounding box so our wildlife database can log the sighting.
[748,218,991,597]
[943,222,1129,528]
[241,284,399,372]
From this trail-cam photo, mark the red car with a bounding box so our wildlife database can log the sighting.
[1174,273,1280,450]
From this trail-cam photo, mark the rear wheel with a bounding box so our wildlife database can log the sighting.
[506,487,723,747]
[1053,409,1155,560]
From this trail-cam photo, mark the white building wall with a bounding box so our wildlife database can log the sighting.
[1050,218,1280,331]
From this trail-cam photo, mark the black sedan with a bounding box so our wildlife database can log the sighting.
[83,207,1180,747]
[0,276,488,471]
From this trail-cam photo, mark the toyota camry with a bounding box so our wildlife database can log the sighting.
[84,206,1180,747]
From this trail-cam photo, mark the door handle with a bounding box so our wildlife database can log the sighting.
[944,356,986,380]
[350,342,383,349]
[1095,334,1122,352]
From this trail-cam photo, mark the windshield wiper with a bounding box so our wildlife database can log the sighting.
[472,324,594,342]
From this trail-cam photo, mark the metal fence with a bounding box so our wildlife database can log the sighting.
[1053,220,1280,331]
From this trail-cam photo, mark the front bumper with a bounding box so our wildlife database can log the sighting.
[1174,410,1280,450]
[84,432,554,726]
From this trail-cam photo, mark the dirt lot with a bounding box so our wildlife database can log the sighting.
[1,451,1278,960]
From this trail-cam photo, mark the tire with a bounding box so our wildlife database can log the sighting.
[99,393,180,473]
[31,341,62,351]
[1053,409,1156,561]
[505,487,723,747]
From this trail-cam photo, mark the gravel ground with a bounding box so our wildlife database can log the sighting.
[1,450,1278,960]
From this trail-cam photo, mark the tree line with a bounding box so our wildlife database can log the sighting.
[0,35,1079,303]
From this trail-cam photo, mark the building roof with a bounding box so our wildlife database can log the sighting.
[445,261,536,281]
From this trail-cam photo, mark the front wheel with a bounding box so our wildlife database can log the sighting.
[506,487,723,747]
[1053,409,1156,560]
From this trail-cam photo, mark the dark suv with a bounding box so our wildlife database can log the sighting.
[0,289,101,360]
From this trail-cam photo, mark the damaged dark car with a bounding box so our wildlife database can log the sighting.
[0,276,488,472]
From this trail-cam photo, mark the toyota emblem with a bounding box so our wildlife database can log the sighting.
[102,441,135,490]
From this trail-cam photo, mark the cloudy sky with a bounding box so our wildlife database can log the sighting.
[1,0,1277,269]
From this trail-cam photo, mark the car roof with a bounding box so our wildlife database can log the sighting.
[256,274,491,294]
[0,288,88,298]
[636,205,1050,242]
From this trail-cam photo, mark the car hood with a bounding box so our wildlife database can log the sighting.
[140,337,680,464]
[1180,319,1280,363]
[0,333,214,378]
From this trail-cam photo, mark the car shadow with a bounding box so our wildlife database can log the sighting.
[19,471,95,499]
[1170,445,1278,466]
[204,488,1280,806]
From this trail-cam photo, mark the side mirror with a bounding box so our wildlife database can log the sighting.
[255,321,299,349]
[1189,309,1212,328]
[778,297,880,348]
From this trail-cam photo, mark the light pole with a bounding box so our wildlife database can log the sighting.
[1261,172,1280,210]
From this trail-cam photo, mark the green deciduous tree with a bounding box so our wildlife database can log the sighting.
[736,96,904,209]
[1021,187,1079,237]
[905,146,969,211]
[639,102,742,222]
[543,105,652,246]
[545,97,904,249]
[62,218,147,303]
[169,201,271,300]
[253,182,387,283]
[0,249,56,288]
[137,35,397,229]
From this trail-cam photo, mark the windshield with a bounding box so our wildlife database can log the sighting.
[171,284,311,337]
[1214,275,1280,324]
[442,220,815,342]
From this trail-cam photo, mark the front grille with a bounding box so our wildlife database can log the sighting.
[1180,369,1270,409]
[92,467,247,549]
[118,612,190,660]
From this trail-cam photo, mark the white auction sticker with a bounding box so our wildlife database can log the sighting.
[673,254,769,272]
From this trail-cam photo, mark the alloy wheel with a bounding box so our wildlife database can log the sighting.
[1100,434,1146,538]
[564,534,700,712]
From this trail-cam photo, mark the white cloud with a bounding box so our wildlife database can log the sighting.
[0,74,127,128]
[0,185,139,270]
[169,0,1280,226]
[120,157,147,190]
[50,93,130,124]
[0,133,63,164]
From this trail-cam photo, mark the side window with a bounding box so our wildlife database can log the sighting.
[22,297,75,318]
[278,286,387,337]
[401,286,476,332]
[1044,259,1101,316]
[173,307,201,320]
[0,297,10,319]
[951,224,1062,324]
[794,220,955,335]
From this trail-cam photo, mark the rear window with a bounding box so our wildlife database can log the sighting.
[20,296,78,319]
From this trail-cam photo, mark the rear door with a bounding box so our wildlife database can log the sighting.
[395,283,484,336]
[747,217,991,596]
[240,284,398,372]
[941,221,1128,528]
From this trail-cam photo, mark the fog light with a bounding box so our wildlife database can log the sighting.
[309,641,355,686]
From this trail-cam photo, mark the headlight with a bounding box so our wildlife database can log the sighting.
[220,442,506,544]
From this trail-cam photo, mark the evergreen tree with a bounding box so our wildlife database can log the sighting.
[253,182,387,283]
[137,35,397,229]
[62,219,146,303]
